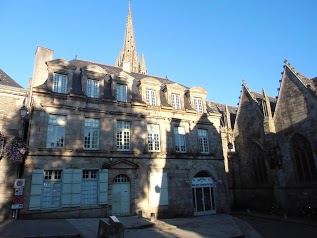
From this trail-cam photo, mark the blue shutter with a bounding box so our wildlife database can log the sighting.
[62,169,82,207]
[29,169,44,210]
[99,169,108,205]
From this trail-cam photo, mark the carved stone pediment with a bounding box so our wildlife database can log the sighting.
[103,158,139,169]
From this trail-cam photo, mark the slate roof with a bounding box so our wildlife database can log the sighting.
[0,69,23,88]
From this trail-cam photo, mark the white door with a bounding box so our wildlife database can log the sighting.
[112,175,130,215]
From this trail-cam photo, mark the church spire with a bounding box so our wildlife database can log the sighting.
[117,1,142,73]
[140,53,147,74]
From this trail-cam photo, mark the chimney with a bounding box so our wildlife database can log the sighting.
[31,46,54,87]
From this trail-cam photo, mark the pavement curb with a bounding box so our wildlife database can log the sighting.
[231,211,317,227]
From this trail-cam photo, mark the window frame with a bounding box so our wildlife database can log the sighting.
[146,89,157,106]
[147,124,161,152]
[81,169,98,205]
[116,121,131,151]
[193,97,203,113]
[198,129,209,153]
[116,84,128,102]
[172,93,181,110]
[86,78,99,98]
[46,115,66,148]
[83,118,100,150]
[42,170,62,209]
[53,73,68,94]
[174,126,187,153]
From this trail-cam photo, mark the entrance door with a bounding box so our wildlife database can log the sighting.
[192,175,216,215]
[112,174,130,215]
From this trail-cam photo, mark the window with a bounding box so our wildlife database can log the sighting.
[148,124,160,152]
[198,129,209,153]
[117,84,127,102]
[174,127,186,152]
[53,73,67,93]
[82,170,98,205]
[87,79,99,98]
[172,93,181,110]
[84,118,99,149]
[29,169,109,210]
[117,121,130,151]
[42,170,62,208]
[146,89,156,106]
[46,115,66,148]
[193,97,203,113]
[250,143,268,184]
[290,134,317,183]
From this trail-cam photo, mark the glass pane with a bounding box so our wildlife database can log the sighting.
[203,187,212,211]
[196,188,204,212]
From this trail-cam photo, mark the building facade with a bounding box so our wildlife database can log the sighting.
[0,69,27,219]
[231,61,317,215]
[18,5,230,219]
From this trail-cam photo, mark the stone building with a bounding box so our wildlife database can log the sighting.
[0,69,27,219]
[19,5,230,219]
[231,61,317,214]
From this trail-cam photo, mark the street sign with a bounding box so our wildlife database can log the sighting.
[14,179,25,189]
[13,196,23,204]
[14,188,23,196]
[11,204,23,209]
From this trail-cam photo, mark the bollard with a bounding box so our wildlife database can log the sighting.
[109,216,124,238]
[97,218,111,238]
[138,210,143,219]
[150,212,156,222]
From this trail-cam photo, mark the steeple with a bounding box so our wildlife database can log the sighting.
[262,88,276,134]
[117,1,145,74]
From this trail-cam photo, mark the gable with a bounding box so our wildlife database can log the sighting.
[103,159,139,169]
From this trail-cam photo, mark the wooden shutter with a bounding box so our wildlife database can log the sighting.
[99,169,108,205]
[29,169,44,210]
[62,169,82,207]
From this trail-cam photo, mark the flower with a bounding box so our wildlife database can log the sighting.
[3,137,28,163]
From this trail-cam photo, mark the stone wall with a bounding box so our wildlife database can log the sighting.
[0,86,26,220]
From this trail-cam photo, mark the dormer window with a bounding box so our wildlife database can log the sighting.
[193,97,203,113]
[138,77,162,107]
[172,93,181,110]
[117,84,127,102]
[53,73,68,94]
[146,89,156,106]
[80,64,108,99]
[188,87,208,113]
[46,58,76,94]
[87,79,99,98]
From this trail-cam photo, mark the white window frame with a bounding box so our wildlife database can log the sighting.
[42,170,62,209]
[81,169,98,205]
[117,84,127,102]
[193,97,203,113]
[87,79,99,98]
[172,93,181,110]
[146,89,156,106]
[84,118,99,150]
[174,127,186,153]
[198,129,209,153]
[53,73,67,93]
[147,124,160,152]
[116,121,130,151]
[46,115,66,148]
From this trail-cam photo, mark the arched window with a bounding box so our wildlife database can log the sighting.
[250,142,268,184]
[290,134,317,183]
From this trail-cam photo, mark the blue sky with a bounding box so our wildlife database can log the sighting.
[1,0,316,106]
